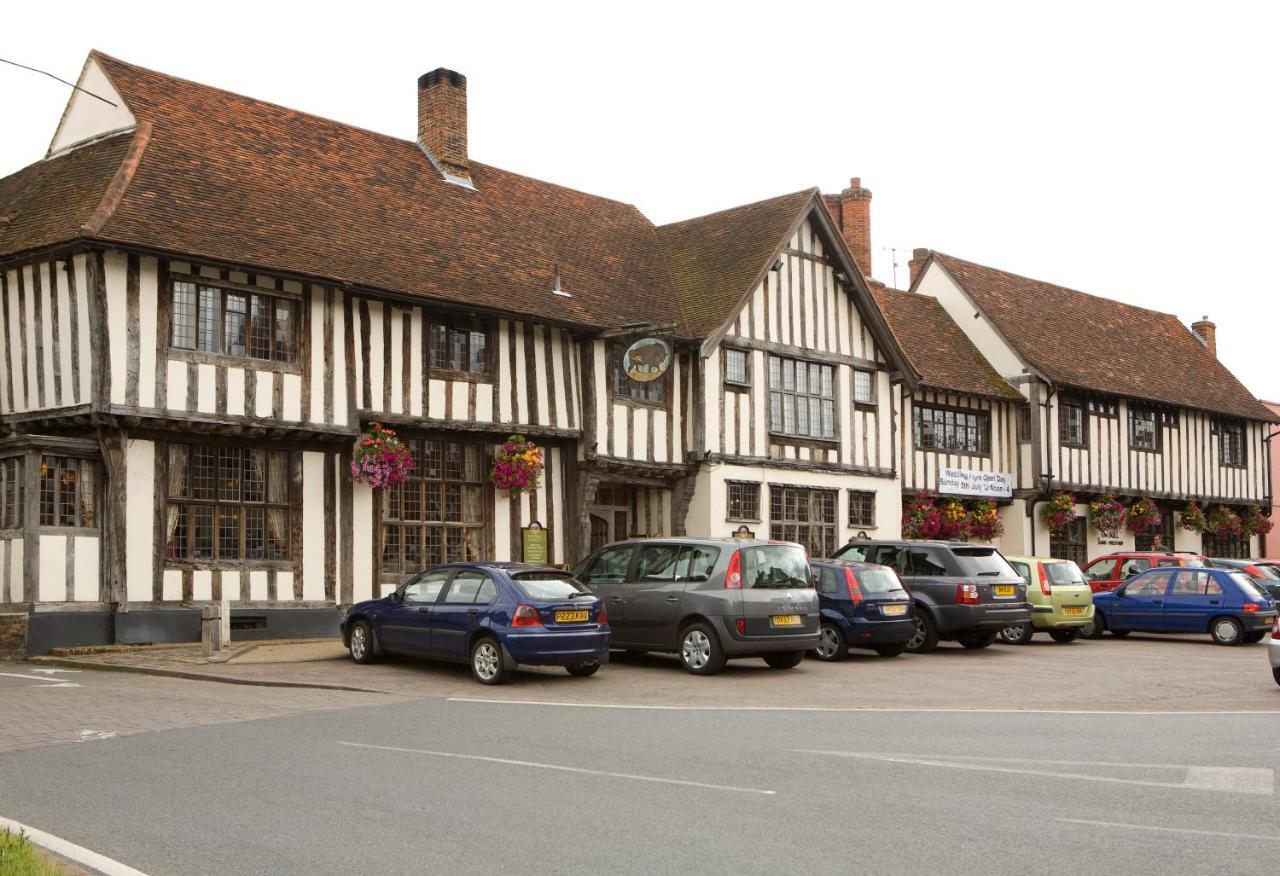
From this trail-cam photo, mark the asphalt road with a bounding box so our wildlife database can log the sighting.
[2,687,1279,875]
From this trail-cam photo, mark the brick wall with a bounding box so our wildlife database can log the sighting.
[0,612,28,660]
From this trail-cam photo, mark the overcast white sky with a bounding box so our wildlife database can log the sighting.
[3,1,1277,402]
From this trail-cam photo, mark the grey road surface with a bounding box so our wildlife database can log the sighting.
[1,690,1278,875]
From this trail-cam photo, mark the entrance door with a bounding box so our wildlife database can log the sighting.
[587,486,633,547]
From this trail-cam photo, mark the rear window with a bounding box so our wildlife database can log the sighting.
[1044,561,1086,586]
[951,547,1018,578]
[742,545,811,589]
[1255,564,1280,581]
[855,568,904,594]
[1181,557,1206,568]
[1228,572,1267,600]
[511,572,591,601]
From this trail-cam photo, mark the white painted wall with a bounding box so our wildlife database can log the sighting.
[48,57,137,154]
[124,439,155,602]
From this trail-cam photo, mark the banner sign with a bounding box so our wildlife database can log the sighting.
[937,468,1013,499]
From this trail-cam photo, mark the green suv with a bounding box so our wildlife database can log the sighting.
[998,556,1094,644]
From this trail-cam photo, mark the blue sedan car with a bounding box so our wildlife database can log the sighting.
[809,560,915,659]
[1086,566,1277,645]
[340,563,609,684]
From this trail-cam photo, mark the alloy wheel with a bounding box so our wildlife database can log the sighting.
[816,626,841,659]
[473,641,501,681]
[907,618,927,650]
[682,630,711,670]
[350,625,367,661]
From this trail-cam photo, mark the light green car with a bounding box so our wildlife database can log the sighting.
[998,556,1094,644]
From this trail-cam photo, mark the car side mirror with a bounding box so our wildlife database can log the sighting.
[391,590,404,603]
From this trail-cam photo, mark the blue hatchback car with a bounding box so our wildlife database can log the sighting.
[1087,566,1277,646]
[809,560,915,659]
[340,563,610,684]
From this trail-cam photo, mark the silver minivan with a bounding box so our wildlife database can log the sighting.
[571,538,820,675]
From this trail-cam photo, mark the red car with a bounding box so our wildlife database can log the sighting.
[1080,551,1207,593]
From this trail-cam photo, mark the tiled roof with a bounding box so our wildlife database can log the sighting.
[1,52,682,333]
[929,252,1275,422]
[870,283,1020,400]
[656,188,816,339]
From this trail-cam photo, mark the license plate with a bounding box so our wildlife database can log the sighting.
[555,610,589,623]
[882,604,908,616]
[993,585,1015,597]
[1064,606,1086,616]
[771,614,802,627]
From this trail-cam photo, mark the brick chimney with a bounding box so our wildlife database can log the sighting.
[908,248,931,287]
[1192,315,1217,357]
[835,178,873,279]
[418,68,470,185]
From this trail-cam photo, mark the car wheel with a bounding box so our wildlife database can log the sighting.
[1082,613,1106,640]
[1049,628,1083,643]
[1209,617,1244,646]
[679,623,727,675]
[1242,630,1267,644]
[873,643,905,657]
[470,636,511,685]
[905,611,939,654]
[348,620,377,664]
[811,622,848,662]
[763,650,805,669]
[565,661,601,677]
[998,623,1033,645]
[957,632,998,650]
[1274,666,1280,688]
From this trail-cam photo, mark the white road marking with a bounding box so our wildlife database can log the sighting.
[29,668,80,675]
[337,740,776,796]
[78,730,120,742]
[1058,818,1280,842]
[0,672,81,688]
[0,814,149,876]
[445,697,1279,716]
[791,750,1274,796]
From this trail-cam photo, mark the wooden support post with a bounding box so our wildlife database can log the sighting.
[97,423,129,610]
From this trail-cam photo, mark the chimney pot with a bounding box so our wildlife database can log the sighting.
[418,67,471,184]
[828,176,873,280]
[1191,316,1217,358]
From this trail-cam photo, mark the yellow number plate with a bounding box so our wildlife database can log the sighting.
[555,610,590,623]
[1064,606,1086,616]
[882,604,908,616]
[771,614,802,627]
[993,585,1016,597]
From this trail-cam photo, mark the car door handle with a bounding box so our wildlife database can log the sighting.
[468,608,478,615]
[417,607,431,613]
[1209,600,1220,605]
[610,596,624,603]
[666,596,680,603]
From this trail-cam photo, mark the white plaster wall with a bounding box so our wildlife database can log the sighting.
[196,363,216,413]
[352,486,373,603]
[193,569,212,601]
[921,265,1027,380]
[49,58,137,154]
[221,570,241,601]
[104,253,129,405]
[38,535,66,602]
[302,451,325,600]
[124,439,156,601]
[163,569,182,601]
[248,569,269,601]
[73,536,99,601]
[283,374,302,421]
[166,360,186,411]
[226,368,245,416]
[137,257,158,408]
[255,372,273,417]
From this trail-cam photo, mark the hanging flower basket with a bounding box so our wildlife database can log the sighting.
[902,490,944,540]
[1088,491,1126,539]
[349,422,415,489]
[1125,497,1162,537]
[1179,501,1206,533]
[1204,505,1243,539]
[968,499,1004,542]
[1040,491,1077,537]
[492,434,544,498]
[1243,507,1274,538]
[938,499,970,541]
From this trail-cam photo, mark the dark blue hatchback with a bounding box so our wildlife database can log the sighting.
[340,563,610,684]
[1088,566,1278,646]
[809,560,915,659]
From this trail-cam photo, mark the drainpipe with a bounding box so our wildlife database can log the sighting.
[1026,382,1057,557]
[1265,427,1280,555]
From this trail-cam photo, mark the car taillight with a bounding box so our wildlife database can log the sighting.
[735,618,746,635]
[1243,603,1260,613]
[843,567,864,603]
[1038,563,1052,597]
[957,583,980,605]
[597,605,608,626]
[725,550,742,589]
[1272,617,1280,640]
[512,604,543,627]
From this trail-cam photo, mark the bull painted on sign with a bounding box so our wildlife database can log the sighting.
[624,339,671,382]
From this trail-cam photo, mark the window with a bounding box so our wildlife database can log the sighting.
[1203,532,1251,559]
[1213,418,1245,467]
[38,457,97,528]
[171,281,297,362]
[726,482,760,521]
[1119,557,1152,579]
[165,445,289,562]
[913,405,989,454]
[444,570,489,603]
[577,545,636,584]
[1129,405,1161,451]
[675,546,721,582]
[1059,397,1086,446]
[382,439,488,574]
[1017,407,1032,443]
[0,458,23,530]
[1161,409,1179,429]
[636,545,681,581]
[429,319,490,376]
[1088,397,1118,418]
[724,348,750,388]
[402,569,450,603]
[768,485,837,558]
[907,547,950,577]
[847,490,875,527]
[1083,558,1117,583]
[1049,517,1088,566]
[611,343,664,404]
[853,370,875,406]
[1126,570,1171,597]
[768,356,835,439]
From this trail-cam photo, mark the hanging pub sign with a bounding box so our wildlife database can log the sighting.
[522,521,549,565]
[623,337,672,383]
[732,524,755,539]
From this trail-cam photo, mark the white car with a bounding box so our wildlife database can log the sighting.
[1270,616,1280,687]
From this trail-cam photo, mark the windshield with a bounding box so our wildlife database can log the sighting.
[1044,561,1086,586]
[856,568,905,594]
[1227,572,1268,601]
[511,572,592,601]
[742,545,812,589]
[952,547,1019,578]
